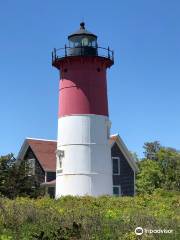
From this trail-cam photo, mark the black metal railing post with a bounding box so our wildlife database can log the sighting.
[81,44,82,56]
[96,42,98,56]
[65,44,67,57]
[112,50,114,62]
[52,51,54,62]
[108,46,110,59]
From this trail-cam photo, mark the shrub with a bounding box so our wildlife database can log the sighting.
[0,192,179,239]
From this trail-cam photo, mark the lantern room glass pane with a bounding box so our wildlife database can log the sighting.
[69,35,97,48]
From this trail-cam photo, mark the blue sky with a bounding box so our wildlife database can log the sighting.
[0,0,180,158]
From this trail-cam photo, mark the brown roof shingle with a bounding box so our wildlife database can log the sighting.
[27,139,57,172]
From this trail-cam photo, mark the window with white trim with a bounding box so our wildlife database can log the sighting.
[113,185,121,196]
[112,157,120,175]
[27,158,35,176]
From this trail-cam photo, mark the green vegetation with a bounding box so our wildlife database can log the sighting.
[136,141,180,194]
[0,191,179,240]
[0,154,42,199]
[0,141,180,239]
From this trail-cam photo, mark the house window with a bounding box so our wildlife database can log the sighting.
[112,157,120,175]
[113,185,121,196]
[27,158,35,176]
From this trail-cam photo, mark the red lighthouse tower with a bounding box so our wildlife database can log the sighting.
[52,23,114,197]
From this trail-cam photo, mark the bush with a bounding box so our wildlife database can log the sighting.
[0,192,179,239]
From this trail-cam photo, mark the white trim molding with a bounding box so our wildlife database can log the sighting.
[112,157,120,175]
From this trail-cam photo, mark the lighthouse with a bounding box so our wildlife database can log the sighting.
[52,22,114,197]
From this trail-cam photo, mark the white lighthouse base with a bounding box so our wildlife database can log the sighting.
[56,114,113,198]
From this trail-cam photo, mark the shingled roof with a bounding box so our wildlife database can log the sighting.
[27,139,57,171]
[17,138,57,172]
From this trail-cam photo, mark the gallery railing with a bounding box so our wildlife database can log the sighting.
[52,45,114,63]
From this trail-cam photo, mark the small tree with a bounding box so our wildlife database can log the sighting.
[0,154,42,198]
[0,153,15,197]
[136,159,163,194]
[157,148,180,191]
[143,141,161,161]
[137,141,180,194]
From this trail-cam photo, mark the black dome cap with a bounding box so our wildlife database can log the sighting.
[68,22,97,39]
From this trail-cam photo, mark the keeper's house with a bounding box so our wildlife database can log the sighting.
[18,134,138,198]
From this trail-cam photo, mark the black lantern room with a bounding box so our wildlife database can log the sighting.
[52,23,114,67]
[67,22,98,56]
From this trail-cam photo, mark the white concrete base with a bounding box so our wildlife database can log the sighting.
[56,114,113,198]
